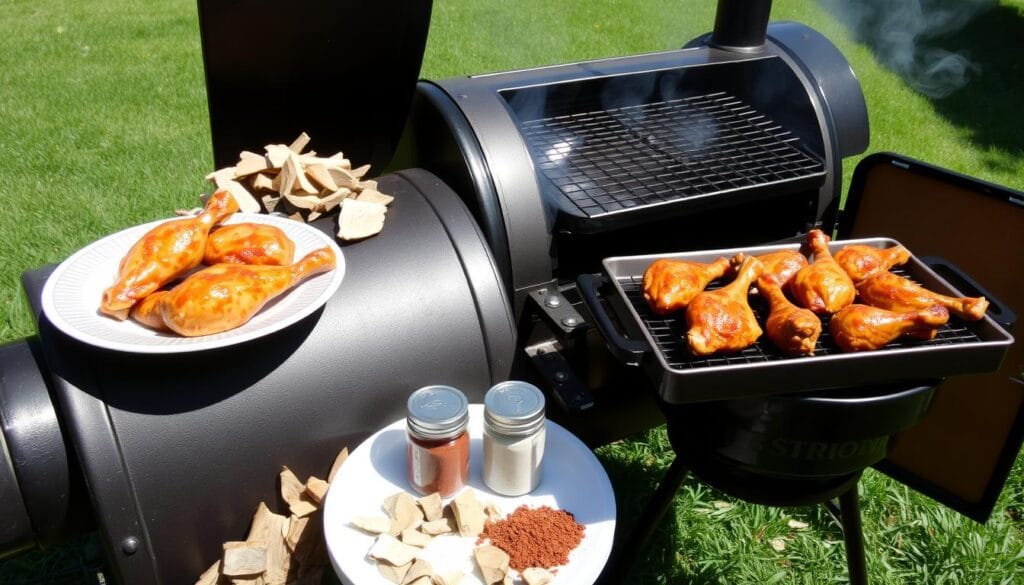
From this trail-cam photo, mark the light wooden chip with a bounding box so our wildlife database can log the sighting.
[307,210,322,222]
[328,447,349,483]
[356,188,394,206]
[384,492,424,535]
[320,189,349,212]
[326,167,361,190]
[431,572,464,585]
[419,518,454,535]
[400,528,432,548]
[350,163,372,179]
[417,493,444,522]
[521,567,555,585]
[290,511,326,567]
[473,545,509,585]
[483,503,502,524]
[377,560,413,584]
[261,195,280,213]
[401,558,433,585]
[287,152,319,195]
[285,515,309,552]
[283,193,321,211]
[251,172,276,193]
[289,132,311,153]
[278,153,302,196]
[222,542,267,577]
[264,144,292,169]
[260,513,290,585]
[299,152,349,170]
[305,476,329,505]
[452,490,487,537]
[367,534,420,567]
[351,516,393,535]
[195,560,222,585]
[235,152,272,178]
[223,181,262,213]
[358,179,379,191]
[406,577,432,585]
[337,198,387,240]
[305,163,339,192]
[280,467,318,518]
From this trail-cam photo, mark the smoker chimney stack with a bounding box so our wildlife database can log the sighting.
[710,0,774,52]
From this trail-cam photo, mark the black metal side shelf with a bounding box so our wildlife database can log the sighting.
[518,91,826,232]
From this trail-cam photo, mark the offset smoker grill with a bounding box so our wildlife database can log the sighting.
[1,1,1022,584]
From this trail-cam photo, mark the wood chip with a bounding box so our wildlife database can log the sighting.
[351,516,393,535]
[406,577,432,585]
[384,492,424,535]
[289,132,311,153]
[326,167,361,190]
[452,490,487,537]
[251,173,276,192]
[195,560,223,585]
[337,198,387,240]
[420,518,454,535]
[483,503,502,524]
[521,567,555,585]
[401,558,433,585]
[400,528,433,548]
[769,537,787,552]
[377,560,413,584]
[305,163,339,192]
[350,163,371,179]
[473,545,509,585]
[290,511,326,568]
[235,152,272,178]
[222,542,266,577]
[432,572,464,585]
[418,493,444,522]
[356,188,394,206]
[305,476,329,505]
[261,195,280,213]
[328,447,349,483]
[287,152,319,195]
[280,467,318,518]
[788,519,809,530]
[261,513,290,585]
[367,534,420,567]
[264,144,292,169]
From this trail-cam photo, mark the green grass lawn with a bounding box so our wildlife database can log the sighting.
[1,0,1022,583]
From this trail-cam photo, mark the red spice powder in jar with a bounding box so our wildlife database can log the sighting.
[406,386,470,498]
[479,505,586,571]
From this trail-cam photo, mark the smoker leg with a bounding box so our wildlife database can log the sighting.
[599,457,690,584]
[838,485,868,585]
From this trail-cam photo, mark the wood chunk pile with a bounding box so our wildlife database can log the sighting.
[205,132,394,240]
[194,447,350,585]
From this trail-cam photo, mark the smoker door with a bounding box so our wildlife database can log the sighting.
[836,152,1023,522]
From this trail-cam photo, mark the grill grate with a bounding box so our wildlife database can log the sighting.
[519,91,825,220]
[619,268,983,370]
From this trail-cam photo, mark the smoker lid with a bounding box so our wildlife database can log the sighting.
[841,152,1024,523]
[197,0,432,170]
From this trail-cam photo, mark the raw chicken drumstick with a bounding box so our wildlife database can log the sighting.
[790,229,856,314]
[204,222,296,266]
[856,271,989,321]
[731,249,808,290]
[760,274,822,356]
[834,244,910,283]
[686,255,764,356]
[830,304,950,352]
[159,247,336,337]
[643,257,731,315]
[100,189,239,320]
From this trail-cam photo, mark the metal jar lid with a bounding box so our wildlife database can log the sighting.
[484,381,546,436]
[407,385,469,440]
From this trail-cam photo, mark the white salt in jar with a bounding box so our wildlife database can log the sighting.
[482,381,546,496]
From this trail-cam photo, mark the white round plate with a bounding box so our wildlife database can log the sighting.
[40,213,344,353]
[323,404,616,585]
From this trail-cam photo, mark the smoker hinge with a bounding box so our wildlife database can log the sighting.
[527,287,588,337]
[524,340,595,412]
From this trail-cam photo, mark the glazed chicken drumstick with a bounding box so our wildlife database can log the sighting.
[856,271,989,321]
[834,244,910,283]
[731,249,807,290]
[790,229,856,314]
[204,222,296,266]
[686,256,764,356]
[100,189,239,320]
[830,304,950,352]
[643,257,731,315]
[159,247,336,337]
[760,274,822,356]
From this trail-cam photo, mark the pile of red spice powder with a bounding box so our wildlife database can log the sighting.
[478,505,586,571]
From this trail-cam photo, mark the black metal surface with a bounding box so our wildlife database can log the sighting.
[197,0,432,170]
[520,91,825,229]
[19,170,514,584]
[710,0,773,51]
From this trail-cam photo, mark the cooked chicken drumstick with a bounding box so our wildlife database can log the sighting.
[686,256,764,356]
[643,257,731,315]
[100,189,239,320]
[830,304,950,352]
[204,222,296,266]
[760,274,821,356]
[834,244,910,283]
[159,247,336,337]
[790,229,856,314]
[731,249,808,290]
[856,271,989,321]
[129,290,171,331]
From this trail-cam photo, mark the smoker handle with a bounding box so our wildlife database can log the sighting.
[576,273,651,366]
[919,256,1017,329]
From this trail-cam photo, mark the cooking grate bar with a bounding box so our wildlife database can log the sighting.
[618,267,983,370]
[521,91,825,220]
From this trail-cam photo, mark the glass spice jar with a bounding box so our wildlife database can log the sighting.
[482,381,546,496]
[406,385,470,498]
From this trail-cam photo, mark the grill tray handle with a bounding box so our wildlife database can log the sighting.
[919,256,1016,329]
[576,273,651,365]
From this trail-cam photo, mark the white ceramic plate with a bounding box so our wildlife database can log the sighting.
[323,404,616,585]
[40,213,344,353]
